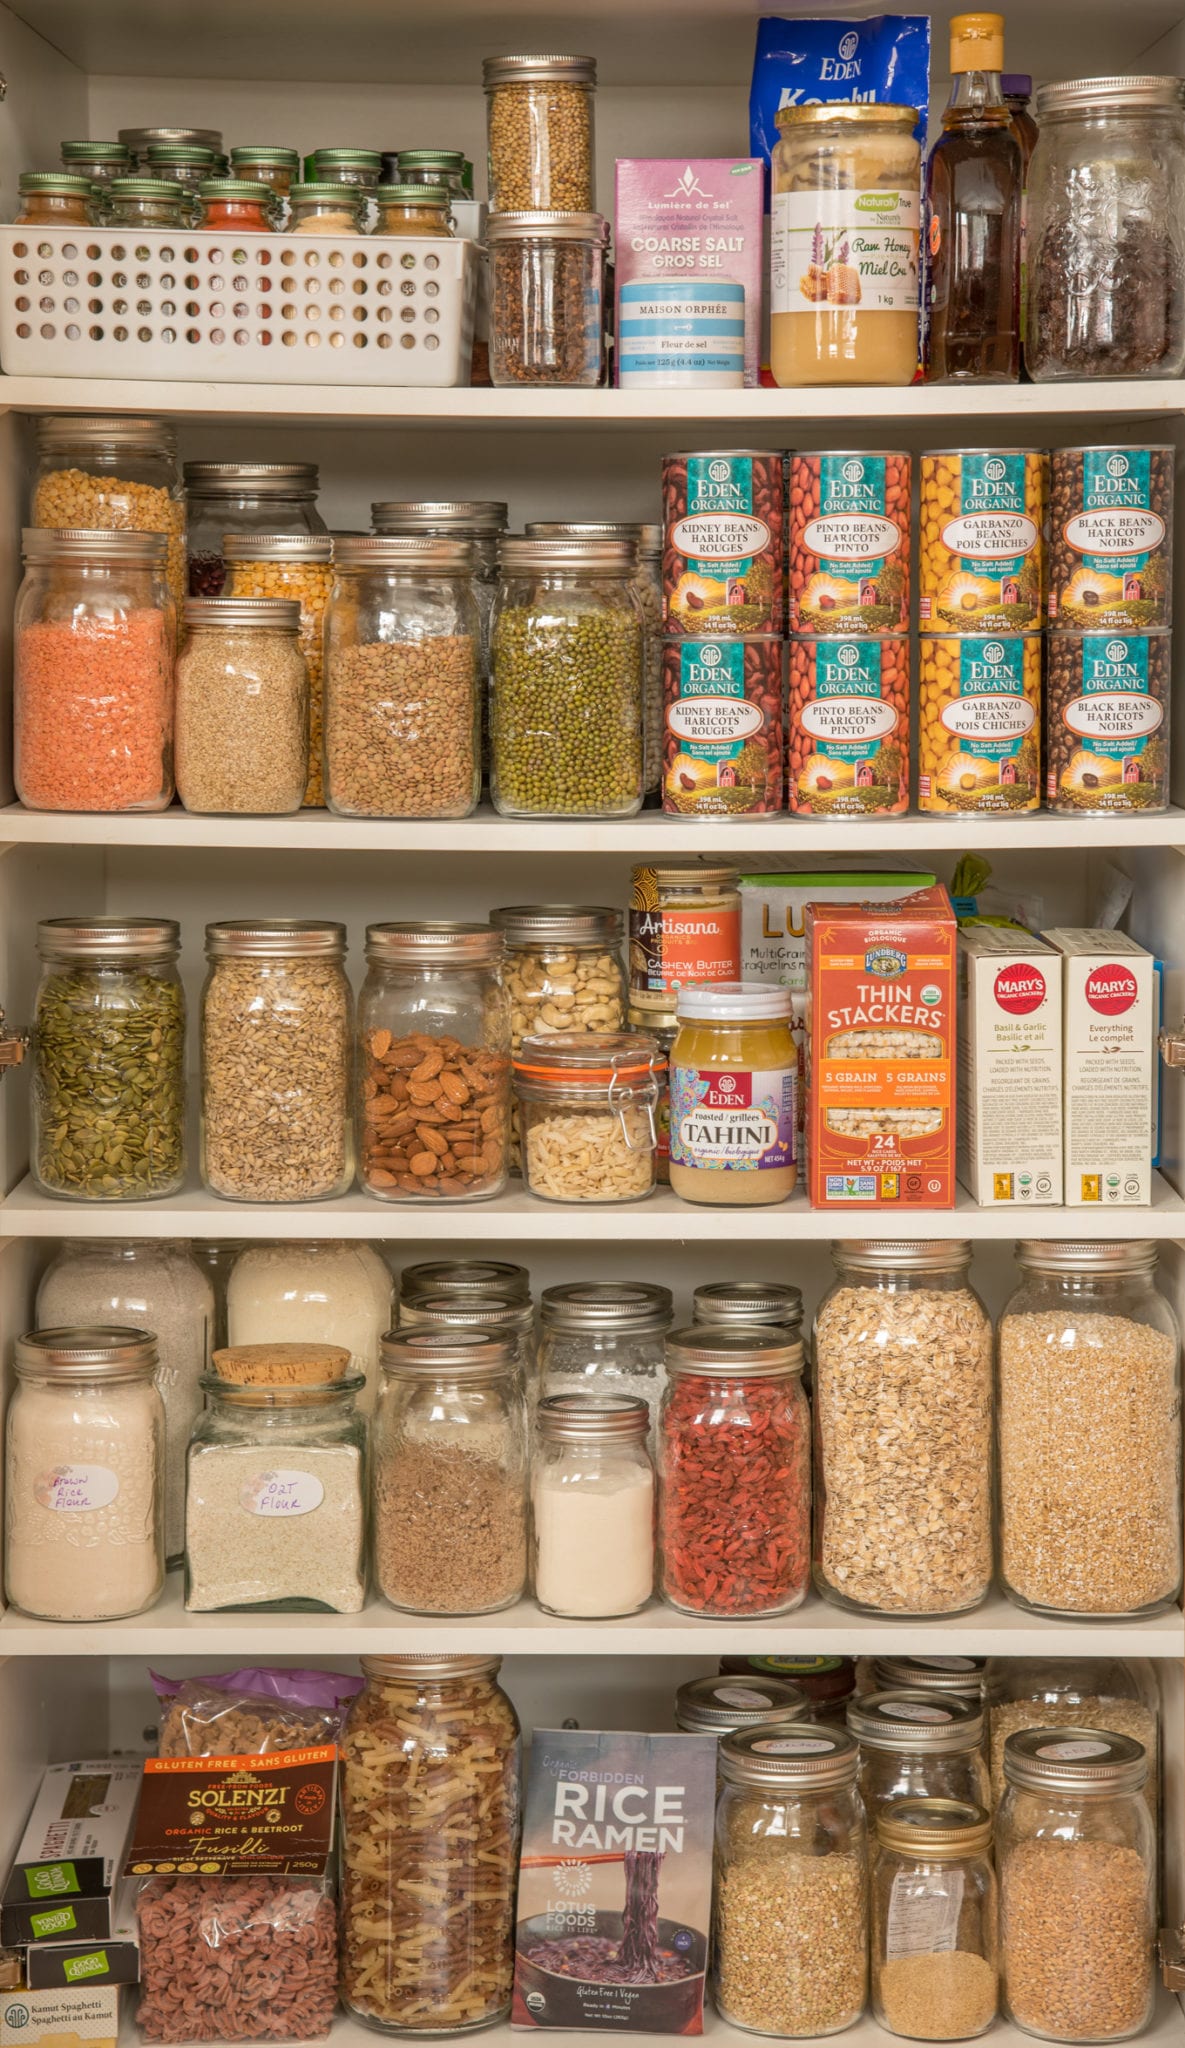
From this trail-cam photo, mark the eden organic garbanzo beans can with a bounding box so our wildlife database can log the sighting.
[920,449,1047,634]
[919,634,1043,814]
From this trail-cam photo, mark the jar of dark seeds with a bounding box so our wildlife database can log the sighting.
[487,211,607,387]
[31,917,186,1202]
[483,54,596,212]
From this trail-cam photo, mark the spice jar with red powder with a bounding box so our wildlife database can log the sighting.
[15,528,174,813]
[658,1324,811,1619]
[195,178,275,231]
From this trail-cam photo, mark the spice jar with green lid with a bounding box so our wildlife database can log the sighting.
[146,140,218,218]
[491,536,643,816]
[374,181,454,235]
[483,53,597,212]
[31,918,186,1203]
[872,1800,998,2040]
[104,176,188,228]
[15,173,94,226]
[61,139,132,184]
[848,1689,991,1831]
[487,210,607,386]
[230,145,299,200]
[195,179,274,232]
[286,181,364,235]
[398,148,467,197]
[309,147,383,189]
[676,1672,808,1737]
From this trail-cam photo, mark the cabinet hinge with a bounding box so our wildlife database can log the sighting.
[1160,1925,1185,1990]
[1158,1021,1185,1068]
[0,1005,28,1070]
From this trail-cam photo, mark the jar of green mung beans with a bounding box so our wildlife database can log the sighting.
[490,535,644,818]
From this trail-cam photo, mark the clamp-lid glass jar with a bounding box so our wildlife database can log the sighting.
[230,146,299,199]
[176,596,308,815]
[998,1728,1156,2042]
[184,460,325,597]
[675,1672,808,1737]
[659,1325,810,1618]
[848,1689,991,1830]
[814,1240,993,1616]
[483,53,596,212]
[770,103,921,388]
[185,1342,367,1613]
[31,917,185,1202]
[533,1392,654,1617]
[61,139,132,189]
[398,149,468,196]
[15,528,174,814]
[309,148,383,192]
[15,173,94,225]
[514,1030,661,1204]
[105,176,188,228]
[286,181,364,234]
[32,413,186,617]
[200,920,353,1204]
[487,210,606,387]
[356,922,511,1202]
[998,1239,1181,1619]
[693,1281,804,1332]
[4,1325,165,1621]
[374,182,454,235]
[195,178,274,231]
[324,535,481,820]
[872,1800,998,2040]
[491,536,643,815]
[1027,77,1185,381]
[714,1723,868,2037]
[538,1281,672,1432]
[224,532,335,807]
[374,1330,528,1614]
[669,983,797,1206]
[146,140,218,206]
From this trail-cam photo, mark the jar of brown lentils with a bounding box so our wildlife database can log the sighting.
[483,53,596,212]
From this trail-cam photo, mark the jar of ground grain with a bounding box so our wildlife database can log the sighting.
[534,1392,654,1616]
[200,920,353,1204]
[31,917,186,1202]
[32,414,186,620]
[15,172,94,225]
[998,1240,1182,1619]
[373,1331,527,1614]
[5,1326,165,1622]
[873,1800,998,2041]
[226,1242,394,1415]
[374,182,454,235]
[847,1690,990,1833]
[324,536,480,819]
[998,1728,1156,2041]
[185,1342,367,1613]
[339,1656,520,2034]
[176,597,308,815]
[484,54,596,212]
[715,1724,868,2036]
[814,1241,993,1617]
[487,212,607,387]
[538,1281,672,1436]
[224,534,334,806]
[184,461,325,599]
[15,528,174,814]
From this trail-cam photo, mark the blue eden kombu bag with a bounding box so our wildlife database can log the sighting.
[750,14,931,199]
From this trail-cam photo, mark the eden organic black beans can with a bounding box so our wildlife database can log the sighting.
[1045,630,1170,813]
[1049,445,1173,631]
[662,636,783,815]
[662,449,784,636]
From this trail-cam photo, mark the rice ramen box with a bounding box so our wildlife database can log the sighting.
[513,1730,717,2034]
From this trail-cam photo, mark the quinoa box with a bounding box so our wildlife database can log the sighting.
[1042,928,1156,1205]
[805,882,957,1208]
[957,924,1063,1206]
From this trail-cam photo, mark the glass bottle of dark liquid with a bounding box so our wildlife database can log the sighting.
[925,12,1022,381]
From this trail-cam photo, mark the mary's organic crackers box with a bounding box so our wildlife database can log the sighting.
[806,883,957,1208]
[1043,928,1155,1205]
[957,925,1062,1206]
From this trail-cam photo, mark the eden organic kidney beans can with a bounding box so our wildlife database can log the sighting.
[663,449,784,637]
[663,636,783,815]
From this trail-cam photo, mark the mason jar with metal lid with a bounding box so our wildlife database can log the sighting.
[872,1656,988,1748]
[119,125,223,166]
[401,1258,531,1308]
[104,176,189,229]
[396,1291,536,1389]
[340,1653,520,2034]
[998,1728,1156,2042]
[533,1392,654,1617]
[201,920,353,1204]
[4,1326,165,1620]
[1027,78,1185,381]
[325,535,481,820]
[15,172,94,226]
[371,501,507,693]
[195,178,275,232]
[538,1281,671,1430]
[872,1800,997,2040]
[714,1724,867,2036]
[848,1689,990,1830]
[176,596,307,815]
[32,414,186,615]
[398,148,468,197]
[32,918,185,1202]
[660,1325,810,1619]
[693,1281,804,1332]
[15,528,174,814]
[374,1329,528,1614]
[483,53,596,212]
[515,1030,662,1204]
[676,1672,808,1738]
[985,1655,1160,1821]
[814,1241,993,1617]
[224,533,334,807]
[526,520,663,791]
[487,211,607,387]
[492,536,643,814]
[184,460,325,597]
[356,923,510,1203]
[998,1240,1181,1621]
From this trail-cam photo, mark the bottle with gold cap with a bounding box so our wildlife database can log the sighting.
[924,12,1021,381]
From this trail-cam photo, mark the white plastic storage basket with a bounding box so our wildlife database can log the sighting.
[0,225,478,386]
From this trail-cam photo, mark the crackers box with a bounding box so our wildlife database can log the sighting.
[806,883,957,1208]
[1042,928,1155,1205]
[957,925,1063,1206]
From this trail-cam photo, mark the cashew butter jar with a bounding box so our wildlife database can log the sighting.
[669,982,797,1205]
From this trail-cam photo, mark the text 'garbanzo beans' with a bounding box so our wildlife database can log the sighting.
[920,449,1047,633]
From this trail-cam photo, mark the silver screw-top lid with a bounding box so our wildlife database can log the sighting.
[380,1328,517,1378]
[665,1324,805,1378]
[490,904,623,947]
[335,534,477,572]
[372,500,508,535]
[205,919,346,959]
[540,1281,672,1333]
[184,597,301,632]
[120,125,223,152]
[221,533,334,563]
[37,414,177,454]
[675,1673,808,1735]
[872,1655,987,1701]
[483,53,596,86]
[23,527,168,563]
[38,916,179,960]
[1037,75,1184,114]
[1015,1240,1160,1274]
[536,1392,650,1441]
[398,1292,534,1333]
[361,1653,503,1678]
[833,1240,973,1271]
[498,531,635,570]
[400,1259,530,1304]
[184,461,319,495]
[719,1721,859,1790]
[15,1325,159,1381]
[692,1282,804,1329]
[365,921,504,967]
[847,1689,985,1754]
[526,520,644,541]
[1003,1726,1148,1795]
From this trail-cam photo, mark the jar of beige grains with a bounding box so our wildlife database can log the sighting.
[224,533,334,806]
[175,597,308,815]
[873,1799,998,2041]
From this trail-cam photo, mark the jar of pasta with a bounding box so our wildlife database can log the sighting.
[514,1030,662,1204]
[32,413,187,619]
[340,1655,521,2034]
[224,533,334,806]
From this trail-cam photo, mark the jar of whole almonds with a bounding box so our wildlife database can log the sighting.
[224,533,335,806]
[356,923,511,1203]
[32,414,187,619]
[200,920,353,1204]
[483,53,596,212]
[175,597,308,816]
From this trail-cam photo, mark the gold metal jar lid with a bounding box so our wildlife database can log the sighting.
[38,915,179,959]
[365,920,503,966]
[491,903,623,947]
[399,1291,534,1333]
[1004,1726,1147,1795]
[222,533,334,563]
[482,53,596,86]
[362,1653,503,1678]
[833,1239,973,1271]
[693,1281,804,1329]
[775,101,919,130]
[540,1280,672,1332]
[877,1797,993,1858]
[206,918,345,959]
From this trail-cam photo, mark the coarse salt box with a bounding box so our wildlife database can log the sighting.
[614,159,763,387]
[1042,928,1156,1206]
[957,925,1062,1206]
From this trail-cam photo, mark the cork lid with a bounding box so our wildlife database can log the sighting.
[211,1342,352,1385]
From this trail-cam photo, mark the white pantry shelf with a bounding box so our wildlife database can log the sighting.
[1,1576,1179,1659]
[4,804,1185,856]
[4,1173,1185,1240]
[1,375,1184,430]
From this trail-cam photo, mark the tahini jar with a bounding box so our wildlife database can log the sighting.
[669,983,796,1204]
[532,1393,654,1617]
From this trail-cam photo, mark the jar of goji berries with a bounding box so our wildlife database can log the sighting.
[659,1324,810,1618]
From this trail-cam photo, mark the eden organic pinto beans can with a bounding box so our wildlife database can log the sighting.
[662,449,784,636]
[789,450,910,634]
[788,636,910,816]
[920,449,1047,634]
[663,636,783,816]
